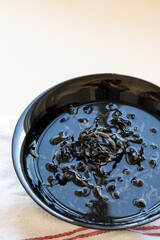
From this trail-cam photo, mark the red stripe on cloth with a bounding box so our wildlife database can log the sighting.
[134,226,160,231]
[24,225,160,240]
[142,232,160,237]
[24,227,87,240]
[62,230,110,240]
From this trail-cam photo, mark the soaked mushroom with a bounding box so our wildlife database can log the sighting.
[44,102,159,210]
[133,199,146,208]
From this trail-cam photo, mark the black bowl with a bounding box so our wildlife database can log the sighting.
[12,74,160,229]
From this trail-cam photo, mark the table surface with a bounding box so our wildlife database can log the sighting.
[0,0,160,117]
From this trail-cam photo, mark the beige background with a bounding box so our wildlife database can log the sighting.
[0,0,160,116]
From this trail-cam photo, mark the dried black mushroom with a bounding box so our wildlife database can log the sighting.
[126,114,135,120]
[60,117,70,123]
[55,173,68,186]
[46,103,155,205]
[137,166,144,171]
[78,118,88,124]
[117,177,123,182]
[107,184,116,193]
[131,177,143,187]
[75,188,90,197]
[112,192,120,199]
[151,144,157,150]
[47,176,54,186]
[112,110,122,118]
[123,169,130,175]
[83,106,93,114]
[77,162,86,172]
[133,199,146,208]
[45,163,58,173]
[50,137,64,145]
[150,128,157,133]
[149,159,157,169]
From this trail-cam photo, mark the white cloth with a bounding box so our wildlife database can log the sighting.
[0,116,160,240]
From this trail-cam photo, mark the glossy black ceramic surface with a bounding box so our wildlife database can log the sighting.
[12,74,160,229]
